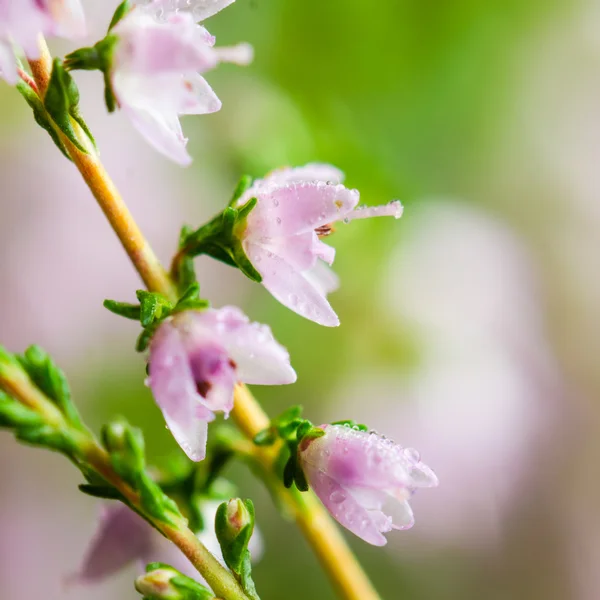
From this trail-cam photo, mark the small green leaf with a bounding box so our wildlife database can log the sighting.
[44,59,91,153]
[138,472,182,525]
[228,174,253,207]
[78,484,124,500]
[16,80,71,159]
[19,345,81,427]
[252,428,277,446]
[136,327,154,353]
[108,0,132,31]
[0,396,44,429]
[236,196,257,222]
[283,456,295,489]
[16,424,75,455]
[221,207,237,239]
[103,299,141,320]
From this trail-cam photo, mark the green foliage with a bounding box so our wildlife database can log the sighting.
[103,285,210,352]
[44,59,95,152]
[215,499,260,600]
[108,0,133,31]
[16,80,71,159]
[175,182,262,288]
[100,416,183,525]
[252,405,325,494]
[17,345,83,427]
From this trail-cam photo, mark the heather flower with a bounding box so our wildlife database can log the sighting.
[298,424,438,546]
[108,2,251,165]
[72,501,263,585]
[237,163,403,326]
[0,0,85,84]
[148,307,296,461]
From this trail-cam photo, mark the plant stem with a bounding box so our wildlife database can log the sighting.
[28,37,381,600]
[0,366,249,600]
[27,43,177,300]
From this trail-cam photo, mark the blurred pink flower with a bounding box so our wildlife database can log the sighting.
[148,307,296,461]
[298,424,437,546]
[111,2,251,165]
[72,501,263,586]
[0,0,85,83]
[238,163,403,326]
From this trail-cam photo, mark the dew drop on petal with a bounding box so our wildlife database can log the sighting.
[276,217,282,225]
[330,490,345,504]
[404,447,421,464]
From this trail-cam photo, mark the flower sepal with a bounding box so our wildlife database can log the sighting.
[175,189,262,288]
[44,59,96,153]
[103,284,210,352]
[135,563,215,600]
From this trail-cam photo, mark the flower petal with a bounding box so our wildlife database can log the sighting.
[52,0,86,38]
[188,307,297,385]
[257,232,319,273]
[71,504,155,583]
[0,41,18,85]
[264,163,345,186]
[303,260,340,296]
[245,242,340,326]
[179,73,222,115]
[245,182,360,238]
[148,321,213,460]
[188,0,237,21]
[115,10,217,75]
[123,104,192,166]
[304,464,388,546]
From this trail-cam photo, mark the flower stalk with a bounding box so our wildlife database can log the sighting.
[27,36,381,600]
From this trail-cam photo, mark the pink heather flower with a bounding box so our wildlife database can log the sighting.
[237,164,403,326]
[72,501,263,585]
[298,424,438,546]
[148,307,296,461]
[0,0,85,84]
[111,2,252,165]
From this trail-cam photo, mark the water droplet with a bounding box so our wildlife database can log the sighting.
[288,293,299,306]
[276,217,282,225]
[343,217,350,224]
[330,491,345,504]
[404,448,420,463]
[273,199,279,207]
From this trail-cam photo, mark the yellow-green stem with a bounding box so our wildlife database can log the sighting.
[28,37,381,600]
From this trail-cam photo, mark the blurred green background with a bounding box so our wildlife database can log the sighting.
[1,0,598,598]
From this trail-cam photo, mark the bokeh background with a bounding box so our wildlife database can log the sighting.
[1,0,598,598]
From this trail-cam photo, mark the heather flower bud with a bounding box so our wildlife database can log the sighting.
[135,564,214,600]
[298,424,438,546]
[234,163,403,326]
[148,307,296,461]
[217,498,253,546]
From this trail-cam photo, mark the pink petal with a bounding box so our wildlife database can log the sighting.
[187,307,297,386]
[244,242,340,327]
[187,0,237,21]
[0,41,18,85]
[303,261,340,296]
[148,321,214,461]
[256,231,319,273]
[304,465,388,546]
[245,182,360,238]
[115,10,217,75]
[263,163,345,186]
[312,237,335,265]
[70,504,155,583]
[179,73,221,115]
[52,0,86,38]
[123,105,192,166]
[343,200,403,222]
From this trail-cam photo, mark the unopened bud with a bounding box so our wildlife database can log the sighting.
[135,564,214,600]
